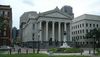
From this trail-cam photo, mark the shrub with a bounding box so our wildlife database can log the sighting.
[49,48,83,53]
[48,48,57,53]
[64,48,83,53]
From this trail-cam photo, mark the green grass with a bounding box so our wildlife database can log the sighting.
[0,51,6,54]
[0,53,90,57]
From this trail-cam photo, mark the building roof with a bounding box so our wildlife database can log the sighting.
[0,5,11,9]
[20,11,38,23]
[38,7,73,19]
[73,14,100,22]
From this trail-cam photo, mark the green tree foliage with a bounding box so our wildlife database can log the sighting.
[85,28,100,40]
[0,16,4,30]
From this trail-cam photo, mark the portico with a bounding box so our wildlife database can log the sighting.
[37,20,71,47]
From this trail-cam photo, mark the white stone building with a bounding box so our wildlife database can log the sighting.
[71,14,100,47]
[20,6,74,48]
[20,5,100,48]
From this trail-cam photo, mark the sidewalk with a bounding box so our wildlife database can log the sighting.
[1,47,99,57]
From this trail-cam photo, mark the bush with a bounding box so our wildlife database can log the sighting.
[64,48,83,53]
[48,48,57,53]
[49,48,83,53]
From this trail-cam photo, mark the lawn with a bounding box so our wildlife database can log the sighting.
[0,53,90,57]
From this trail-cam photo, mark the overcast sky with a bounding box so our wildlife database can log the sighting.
[0,0,100,29]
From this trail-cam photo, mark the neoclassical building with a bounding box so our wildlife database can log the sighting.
[20,5,100,48]
[20,6,74,48]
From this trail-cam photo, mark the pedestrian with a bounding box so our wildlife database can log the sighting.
[9,48,12,55]
[26,48,28,54]
[18,48,21,54]
[80,49,83,55]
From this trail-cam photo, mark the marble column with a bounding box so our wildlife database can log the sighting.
[46,21,48,41]
[39,21,42,41]
[58,22,61,41]
[52,21,55,41]
[64,22,67,41]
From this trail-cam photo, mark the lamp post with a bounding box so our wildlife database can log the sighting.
[96,40,98,49]
[32,35,35,53]
[37,35,40,54]
[37,30,42,54]
[93,35,96,55]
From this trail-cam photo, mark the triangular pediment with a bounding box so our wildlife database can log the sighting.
[44,12,68,18]
[39,8,71,19]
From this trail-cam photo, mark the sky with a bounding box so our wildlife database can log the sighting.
[0,0,100,29]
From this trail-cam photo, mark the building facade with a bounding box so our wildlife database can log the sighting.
[20,6,74,48]
[0,5,12,46]
[71,14,100,47]
[12,27,20,44]
[20,5,100,48]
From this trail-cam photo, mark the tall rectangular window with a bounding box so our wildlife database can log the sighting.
[4,11,8,16]
[33,24,35,30]
[86,29,88,33]
[4,31,6,36]
[90,24,91,27]
[82,23,84,27]
[80,24,81,28]
[93,24,95,27]
[83,29,84,33]
[97,24,98,28]
[0,11,3,16]
[86,23,88,27]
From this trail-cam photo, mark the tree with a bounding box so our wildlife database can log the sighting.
[0,16,5,46]
[85,28,100,55]
[0,16,4,30]
[85,28,100,40]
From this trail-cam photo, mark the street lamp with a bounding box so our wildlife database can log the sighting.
[37,30,42,54]
[32,34,35,53]
[93,35,96,55]
[96,40,98,49]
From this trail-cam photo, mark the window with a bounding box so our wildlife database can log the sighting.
[83,42,85,44]
[4,11,8,16]
[83,36,85,39]
[8,12,10,17]
[4,31,6,36]
[82,23,84,27]
[80,30,82,33]
[76,25,77,29]
[90,24,91,27]
[4,28,6,30]
[93,24,95,27]
[83,29,84,33]
[86,29,88,33]
[33,24,35,30]
[0,11,3,16]
[86,42,88,44]
[76,31,77,34]
[86,23,88,27]
[77,36,79,40]
[97,24,98,27]
[78,25,79,28]
[72,27,73,29]
[80,36,82,39]
[80,24,81,28]
[78,30,79,34]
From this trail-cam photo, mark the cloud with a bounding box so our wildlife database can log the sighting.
[1,0,100,28]
[22,0,34,6]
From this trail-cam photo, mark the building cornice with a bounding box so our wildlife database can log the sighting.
[72,19,100,24]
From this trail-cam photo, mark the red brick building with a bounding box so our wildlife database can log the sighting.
[0,5,12,46]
